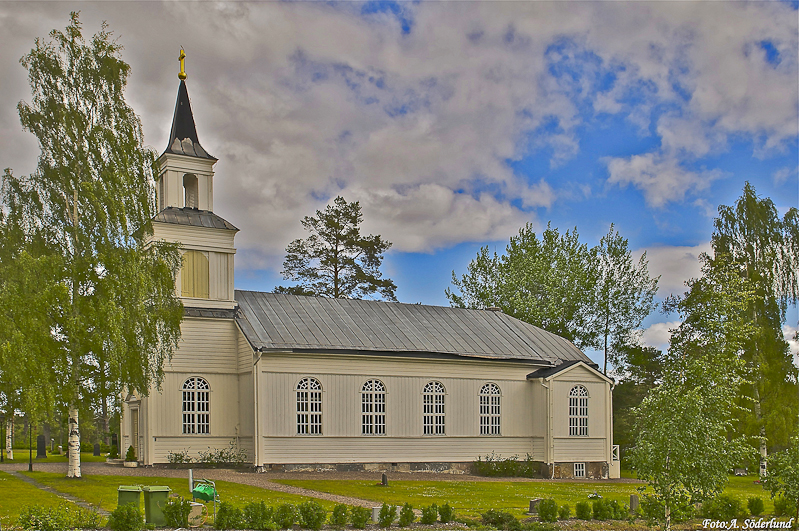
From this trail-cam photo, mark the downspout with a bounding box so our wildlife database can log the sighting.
[252,347,263,469]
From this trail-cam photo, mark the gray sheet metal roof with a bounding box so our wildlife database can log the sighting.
[235,291,591,364]
[154,207,238,231]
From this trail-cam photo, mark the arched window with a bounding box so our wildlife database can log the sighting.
[181,250,209,299]
[569,385,589,436]
[423,381,446,435]
[182,377,210,434]
[183,173,198,209]
[296,378,322,435]
[361,380,386,435]
[479,383,501,435]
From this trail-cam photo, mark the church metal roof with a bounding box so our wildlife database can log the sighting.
[234,291,591,364]
[153,207,238,231]
[162,80,216,160]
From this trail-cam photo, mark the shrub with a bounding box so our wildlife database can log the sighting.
[575,502,592,520]
[167,449,193,464]
[243,501,276,531]
[18,504,73,531]
[473,452,539,478]
[107,503,144,531]
[329,504,349,529]
[702,495,746,520]
[639,494,694,525]
[350,507,371,529]
[747,497,764,517]
[80,442,94,453]
[378,503,397,528]
[197,442,248,466]
[124,445,136,462]
[420,504,438,525]
[298,501,326,531]
[537,500,558,523]
[558,505,570,520]
[72,506,103,529]
[274,504,296,530]
[398,503,414,527]
[163,497,192,528]
[215,502,244,530]
[100,443,111,453]
[773,497,796,517]
[481,509,520,531]
[108,445,119,459]
[438,503,453,523]
[592,499,611,520]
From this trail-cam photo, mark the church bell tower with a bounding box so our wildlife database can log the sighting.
[151,49,238,310]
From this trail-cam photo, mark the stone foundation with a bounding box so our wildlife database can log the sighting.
[542,461,609,479]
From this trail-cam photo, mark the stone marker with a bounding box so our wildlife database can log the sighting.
[93,443,101,456]
[36,435,46,458]
[630,494,639,514]
[381,473,388,486]
[529,498,543,514]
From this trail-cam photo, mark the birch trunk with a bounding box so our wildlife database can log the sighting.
[67,406,80,478]
[753,385,767,478]
[5,418,12,460]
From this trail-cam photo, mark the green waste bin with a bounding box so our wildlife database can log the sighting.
[142,486,171,526]
[117,485,142,509]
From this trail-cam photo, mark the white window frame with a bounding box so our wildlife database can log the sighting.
[423,381,446,435]
[182,377,210,434]
[574,462,586,478]
[296,377,322,435]
[479,382,501,435]
[361,379,386,435]
[569,385,589,436]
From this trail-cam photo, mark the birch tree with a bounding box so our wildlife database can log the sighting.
[8,13,183,477]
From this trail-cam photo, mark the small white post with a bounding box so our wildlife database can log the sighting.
[189,469,194,493]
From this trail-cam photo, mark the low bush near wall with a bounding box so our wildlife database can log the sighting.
[473,452,539,478]
[167,442,248,466]
[350,507,371,529]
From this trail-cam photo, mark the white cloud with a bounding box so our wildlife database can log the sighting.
[784,325,799,364]
[772,166,797,186]
[634,242,712,298]
[605,153,724,208]
[641,320,681,353]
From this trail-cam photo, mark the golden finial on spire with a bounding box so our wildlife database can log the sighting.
[178,48,187,80]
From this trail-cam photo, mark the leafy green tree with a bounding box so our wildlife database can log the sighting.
[712,182,799,475]
[633,258,756,531]
[763,437,799,525]
[594,224,659,374]
[447,223,598,348]
[277,196,397,301]
[4,13,183,477]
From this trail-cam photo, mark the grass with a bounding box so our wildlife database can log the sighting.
[22,472,339,513]
[0,471,69,527]
[2,450,107,463]
[275,475,778,518]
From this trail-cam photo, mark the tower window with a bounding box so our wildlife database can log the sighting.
[181,250,209,298]
[183,173,198,209]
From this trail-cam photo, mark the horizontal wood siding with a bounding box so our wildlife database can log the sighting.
[530,437,545,460]
[552,437,606,462]
[152,436,252,464]
[168,318,239,373]
[152,223,236,252]
[149,372,241,437]
[260,436,534,464]
[259,368,535,438]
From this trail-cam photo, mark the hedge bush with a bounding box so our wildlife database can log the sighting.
[378,503,397,528]
[575,502,592,520]
[163,497,192,528]
[747,497,764,517]
[330,504,349,529]
[473,452,539,478]
[481,509,520,531]
[702,495,746,521]
[537,499,558,523]
[215,502,244,530]
[243,501,276,531]
[438,503,454,523]
[274,504,296,530]
[297,501,326,531]
[558,504,570,520]
[398,503,415,527]
[107,503,144,531]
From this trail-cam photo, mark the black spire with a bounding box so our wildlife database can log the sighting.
[163,80,215,160]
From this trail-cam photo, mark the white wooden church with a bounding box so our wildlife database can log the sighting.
[121,66,620,479]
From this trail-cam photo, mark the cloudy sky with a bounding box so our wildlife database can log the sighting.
[1,1,797,362]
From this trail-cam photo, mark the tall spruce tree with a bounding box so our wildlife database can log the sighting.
[277,196,397,301]
[4,13,184,477]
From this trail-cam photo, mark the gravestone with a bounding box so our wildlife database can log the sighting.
[112,433,118,449]
[630,494,639,514]
[381,473,388,486]
[36,435,46,458]
[93,443,101,456]
[529,498,543,514]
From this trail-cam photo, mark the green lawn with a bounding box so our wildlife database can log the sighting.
[0,471,70,527]
[2,450,107,463]
[275,476,777,518]
[22,472,338,513]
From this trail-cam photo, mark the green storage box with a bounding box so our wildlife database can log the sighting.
[142,486,171,526]
[117,485,142,509]
[192,482,216,502]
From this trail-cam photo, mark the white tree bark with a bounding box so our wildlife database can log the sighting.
[67,406,81,478]
[5,417,12,460]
